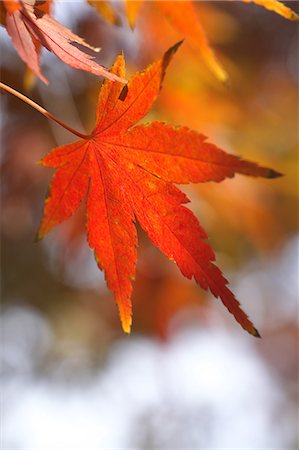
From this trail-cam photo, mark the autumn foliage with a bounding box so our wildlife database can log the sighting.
[2,0,126,83]
[1,0,297,337]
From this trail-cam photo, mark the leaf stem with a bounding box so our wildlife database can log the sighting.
[0,81,91,140]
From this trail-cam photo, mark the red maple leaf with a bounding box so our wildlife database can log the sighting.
[37,42,280,336]
[3,0,126,83]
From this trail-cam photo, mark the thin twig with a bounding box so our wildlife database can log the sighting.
[0,81,91,140]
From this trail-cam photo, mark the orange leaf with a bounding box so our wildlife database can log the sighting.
[125,0,143,29]
[38,42,281,336]
[34,0,52,15]
[89,0,297,81]
[88,0,120,26]
[3,0,21,14]
[4,1,127,83]
[243,0,299,20]
[158,1,228,83]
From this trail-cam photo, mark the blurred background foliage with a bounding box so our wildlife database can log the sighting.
[1,1,298,448]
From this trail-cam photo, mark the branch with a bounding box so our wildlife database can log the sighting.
[0,81,91,140]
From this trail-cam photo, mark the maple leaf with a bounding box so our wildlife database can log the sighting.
[90,0,228,82]
[3,0,126,84]
[125,0,143,29]
[37,42,281,336]
[90,0,298,81]
[22,0,53,89]
[243,0,299,20]
[88,0,120,26]
[156,0,228,83]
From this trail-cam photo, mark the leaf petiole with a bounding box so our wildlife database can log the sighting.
[0,81,91,140]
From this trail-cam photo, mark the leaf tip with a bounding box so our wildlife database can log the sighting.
[288,10,299,21]
[119,302,132,334]
[34,230,42,243]
[220,72,230,86]
[252,328,261,338]
[163,40,184,66]
[169,39,184,55]
[267,168,283,179]
[109,52,127,84]
[121,318,132,334]
[160,40,183,85]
